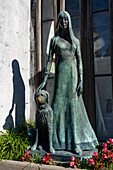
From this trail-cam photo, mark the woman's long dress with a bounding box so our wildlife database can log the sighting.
[47,36,98,151]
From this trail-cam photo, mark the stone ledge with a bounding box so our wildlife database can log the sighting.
[0,160,85,170]
[30,148,97,162]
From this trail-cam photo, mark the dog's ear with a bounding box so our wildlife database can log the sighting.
[35,91,39,104]
[45,91,50,103]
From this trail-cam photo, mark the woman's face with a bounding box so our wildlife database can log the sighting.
[59,13,68,29]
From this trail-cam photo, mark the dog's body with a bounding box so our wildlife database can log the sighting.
[31,90,55,153]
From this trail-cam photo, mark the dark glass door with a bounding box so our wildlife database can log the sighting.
[93,0,113,140]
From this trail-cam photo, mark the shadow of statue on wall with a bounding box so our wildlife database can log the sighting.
[3,59,25,131]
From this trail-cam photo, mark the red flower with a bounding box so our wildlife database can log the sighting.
[25,151,29,155]
[88,158,94,165]
[70,161,75,167]
[74,165,76,169]
[43,156,47,161]
[70,156,75,161]
[108,150,111,153]
[107,150,111,156]
[109,139,113,145]
[93,152,98,157]
[102,147,107,152]
[46,153,50,156]
[102,142,107,148]
[96,155,99,158]
[49,158,52,161]
[46,160,48,164]
[88,158,90,164]
[101,164,104,168]
[90,159,94,164]
[103,154,108,159]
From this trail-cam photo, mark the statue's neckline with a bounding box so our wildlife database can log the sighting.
[60,37,72,46]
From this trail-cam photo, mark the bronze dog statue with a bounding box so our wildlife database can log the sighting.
[31,90,55,153]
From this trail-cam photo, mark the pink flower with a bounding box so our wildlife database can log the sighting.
[70,156,75,161]
[102,147,107,152]
[93,152,98,157]
[70,161,75,167]
[46,153,50,156]
[49,158,52,161]
[101,164,104,168]
[107,150,111,156]
[43,156,47,161]
[88,158,94,164]
[109,138,113,142]
[102,142,107,148]
[25,151,29,155]
[27,155,31,158]
[74,165,76,169]
[109,139,113,145]
[111,155,113,158]
[107,140,110,144]
[90,159,94,164]
[103,154,108,159]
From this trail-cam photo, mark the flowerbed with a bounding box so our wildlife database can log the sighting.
[68,138,113,169]
[20,139,113,169]
[87,139,113,169]
[1,122,113,169]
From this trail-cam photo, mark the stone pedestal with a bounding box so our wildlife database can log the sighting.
[30,147,98,162]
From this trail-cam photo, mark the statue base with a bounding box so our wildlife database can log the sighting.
[30,146,98,162]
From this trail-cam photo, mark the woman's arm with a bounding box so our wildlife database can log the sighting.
[76,39,83,96]
[36,38,55,92]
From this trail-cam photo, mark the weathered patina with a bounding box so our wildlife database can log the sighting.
[31,90,55,153]
[37,11,98,155]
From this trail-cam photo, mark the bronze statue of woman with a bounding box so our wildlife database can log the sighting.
[37,11,98,155]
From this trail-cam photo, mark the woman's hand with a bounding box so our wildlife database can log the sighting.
[36,82,46,92]
[36,75,48,92]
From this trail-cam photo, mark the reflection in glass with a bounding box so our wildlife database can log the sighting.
[93,0,108,12]
[65,0,80,40]
[95,76,113,140]
[93,12,111,75]
[66,0,80,16]
[71,16,80,39]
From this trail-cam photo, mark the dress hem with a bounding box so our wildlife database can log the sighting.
[53,140,98,151]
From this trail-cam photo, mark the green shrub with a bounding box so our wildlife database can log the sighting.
[0,120,35,161]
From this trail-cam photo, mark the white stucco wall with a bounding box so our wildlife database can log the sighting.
[0,0,30,131]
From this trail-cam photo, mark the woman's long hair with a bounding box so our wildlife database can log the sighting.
[55,11,77,50]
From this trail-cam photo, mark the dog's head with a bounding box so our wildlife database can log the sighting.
[35,90,50,105]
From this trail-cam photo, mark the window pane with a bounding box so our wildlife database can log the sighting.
[71,16,80,39]
[93,0,108,12]
[93,12,111,75]
[66,0,80,16]
[95,76,113,140]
